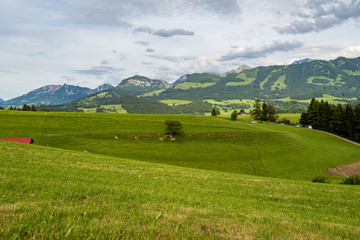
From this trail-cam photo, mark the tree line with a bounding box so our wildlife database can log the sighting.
[7,104,37,111]
[300,98,360,142]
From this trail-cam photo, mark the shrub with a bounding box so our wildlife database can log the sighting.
[165,120,183,137]
[342,175,360,185]
[312,176,329,183]
[230,111,238,121]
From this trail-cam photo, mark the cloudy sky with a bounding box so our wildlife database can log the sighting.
[1,0,360,100]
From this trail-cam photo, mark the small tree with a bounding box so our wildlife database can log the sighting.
[230,111,238,121]
[252,98,262,120]
[211,108,217,116]
[31,104,37,111]
[239,109,245,114]
[165,120,183,137]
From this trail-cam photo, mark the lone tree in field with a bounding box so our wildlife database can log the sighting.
[211,108,217,116]
[230,111,238,121]
[165,120,183,137]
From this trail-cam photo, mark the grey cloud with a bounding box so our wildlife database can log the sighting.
[220,41,303,61]
[142,62,154,65]
[154,29,194,37]
[135,26,194,37]
[148,54,180,62]
[73,66,125,75]
[276,0,360,34]
[135,41,150,46]
[0,68,16,73]
[64,0,240,27]
[61,76,76,82]
[101,60,109,65]
[146,48,155,53]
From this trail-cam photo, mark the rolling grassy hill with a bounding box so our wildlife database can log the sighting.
[1,111,360,238]
[1,110,359,181]
[1,133,360,239]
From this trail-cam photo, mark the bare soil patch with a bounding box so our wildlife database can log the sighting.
[326,160,360,177]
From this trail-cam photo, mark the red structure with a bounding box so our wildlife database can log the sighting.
[0,138,34,144]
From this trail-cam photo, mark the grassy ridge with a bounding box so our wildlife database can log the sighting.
[1,111,359,181]
[1,141,360,239]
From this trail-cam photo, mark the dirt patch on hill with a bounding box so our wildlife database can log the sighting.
[325,160,360,177]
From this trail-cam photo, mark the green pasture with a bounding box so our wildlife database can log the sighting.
[344,69,360,76]
[270,74,286,90]
[307,75,344,86]
[1,139,360,239]
[174,82,216,90]
[140,89,166,97]
[225,72,256,86]
[0,111,358,181]
[275,94,357,105]
[159,99,193,106]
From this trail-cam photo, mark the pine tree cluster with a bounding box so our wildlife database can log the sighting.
[251,98,278,122]
[300,98,360,142]
[7,104,37,111]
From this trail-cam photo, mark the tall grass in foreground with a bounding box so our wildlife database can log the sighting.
[1,141,360,239]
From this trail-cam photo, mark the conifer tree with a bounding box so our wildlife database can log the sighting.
[211,108,217,116]
[252,98,262,120]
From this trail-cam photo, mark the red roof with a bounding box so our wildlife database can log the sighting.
[1,138,34,144]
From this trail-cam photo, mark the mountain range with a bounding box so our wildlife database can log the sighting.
[1,56,360,114]
[1,83,114,108]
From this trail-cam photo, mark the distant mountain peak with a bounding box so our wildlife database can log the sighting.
[119,75,171,88]
[222,64,252,76]
[292,58,314,64]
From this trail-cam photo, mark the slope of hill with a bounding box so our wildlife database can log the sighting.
[1,84,114,108]
[0,98,4,103]
[151,56,360,101]
[1,110,359,180]
[1,112,360,239]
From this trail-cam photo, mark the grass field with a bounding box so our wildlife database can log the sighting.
[1,110,360,238]
[1,137,360,239]
[174,82,216,90]
[270,75,286,90]
[275,94,357,105]
[0,110,358,181]
[159,99,193,106]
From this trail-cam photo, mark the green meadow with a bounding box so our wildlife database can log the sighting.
[1,110,360,239]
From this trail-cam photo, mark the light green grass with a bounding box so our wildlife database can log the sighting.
[344,70,360,76]
[259,69,281,90]
[270,74,286,90]
[274,95,357,105]
[141,89,166,97]
[159,99,193,106]
[80,105,127,113]
[1,140,360,239]
[278,113,301,124]
[307,75,345,86]
[225,72,256,86]
[0,111,359,181]
[174,82,216,90]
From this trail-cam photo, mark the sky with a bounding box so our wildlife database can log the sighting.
[1,0,360,100]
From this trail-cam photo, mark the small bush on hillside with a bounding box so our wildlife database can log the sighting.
[165,120,183,137]
[312,176,329,183]
[342,175,360,185]
[230,111,238,121]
